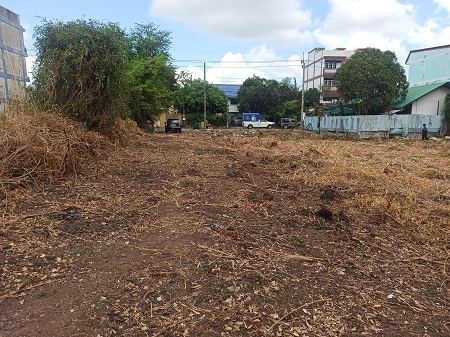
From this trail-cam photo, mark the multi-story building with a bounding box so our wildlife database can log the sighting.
[406,44,450,86]
[303,47,354,106]
[392,44,450,116]
[214,84,240,113]
[0,5,28,107]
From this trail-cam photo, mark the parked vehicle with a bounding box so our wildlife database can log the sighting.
[280,118,301,129]
[242,113,275,129]
[230,115,243,126]
[165,118,181,133]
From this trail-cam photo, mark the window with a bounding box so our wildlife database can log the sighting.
[325,60,342,69]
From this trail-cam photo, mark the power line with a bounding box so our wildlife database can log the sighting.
[176,64,302,69]
[171,48,304,55]
[173,59,302,64]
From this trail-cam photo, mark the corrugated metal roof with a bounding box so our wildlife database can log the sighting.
[392,82,450,110]
[214,84,241,99]
[329,106,354,115]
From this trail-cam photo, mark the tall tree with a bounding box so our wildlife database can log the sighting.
[127,23,172,59]
[334,48,408,114]
[177,79,228,115]
[32,19,130,132]
[277,100,301,121]
[237,76,300,121]
[124,23,176,128]
[125,54,177,128]
[303,88,320,108]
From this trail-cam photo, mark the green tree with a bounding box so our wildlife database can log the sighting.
[277,100,301,121]
[124,23,176,128]
[32,19,130,132]
[278,77,301,101]
[334,48,408,115]
[238,76,275,116]
[174,70,193,117]
[125,54,177,128]
[237,76,300,121]
[128,23,172,59]
[443,92,450,133]
[177,79,228,115]
[303,88,320,108]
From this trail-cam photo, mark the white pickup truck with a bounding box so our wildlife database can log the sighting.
[242,113,275,129]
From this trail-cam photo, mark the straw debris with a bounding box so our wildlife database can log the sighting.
[0,127,449,337]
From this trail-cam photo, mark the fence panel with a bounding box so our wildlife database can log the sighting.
[302,115,445,136]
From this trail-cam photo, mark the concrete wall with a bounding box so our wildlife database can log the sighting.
[0,5,28,107]
[304,114,445,139]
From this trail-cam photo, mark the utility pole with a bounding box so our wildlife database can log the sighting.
[203,62,207,129]
[301,52,305,128]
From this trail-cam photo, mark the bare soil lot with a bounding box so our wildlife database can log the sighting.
[1,129,449,336]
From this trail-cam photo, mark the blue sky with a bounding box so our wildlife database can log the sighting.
[4,0,450,84]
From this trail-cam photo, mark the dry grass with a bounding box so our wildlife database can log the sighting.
[0,103,142,213]
[1,124,450,336]
[231,130,450,242]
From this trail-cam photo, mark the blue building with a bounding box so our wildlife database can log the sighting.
[406,44,450,86]
[213,84,240,114]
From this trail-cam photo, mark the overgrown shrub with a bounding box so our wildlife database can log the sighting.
[32,19,130,134]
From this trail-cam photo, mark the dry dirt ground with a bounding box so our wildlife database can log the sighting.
[1,129,449,337]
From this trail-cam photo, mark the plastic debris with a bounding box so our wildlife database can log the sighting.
[387,294,394,299]
[210,222,221,230]
[56,210,82,220]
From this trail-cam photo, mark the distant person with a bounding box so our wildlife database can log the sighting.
[421,124,428,140]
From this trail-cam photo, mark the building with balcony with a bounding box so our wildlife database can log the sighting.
[303,48,355,106]
[0,5,28,108]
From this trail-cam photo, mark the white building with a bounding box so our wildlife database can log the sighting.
[304,48,355,106]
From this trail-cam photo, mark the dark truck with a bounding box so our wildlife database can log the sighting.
[165,119,182,133]
[279,118,301,129]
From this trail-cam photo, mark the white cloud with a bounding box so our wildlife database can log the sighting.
[183,51,268,84]
[161,0,450,83]
[243,45,303,80]
[181,45,304,84]
[313,0,450,63]
[151,0,313,46]
[409,19,450,47]
[21,23,36,83]
[22,23,35,54]
[25,56,35,79]
[434,0,450,12]
[314,0,415,54]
